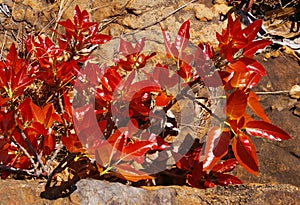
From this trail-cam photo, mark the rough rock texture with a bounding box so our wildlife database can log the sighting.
[0,0,230,52]
[0,179,299,205]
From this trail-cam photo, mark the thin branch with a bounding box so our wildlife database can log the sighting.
[13,113,46,173]
[45,141,64,171]
[183,91,223,122]
[0,30,7,61]
[256,91,289,95]
[122,0,198,37]
[0,164,40,177]
[18,127,46,173]
[45,152,76,188]
[11,139,36,168]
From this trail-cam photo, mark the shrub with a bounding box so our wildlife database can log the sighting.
[0,5,291,189]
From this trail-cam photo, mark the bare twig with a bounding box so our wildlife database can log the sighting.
[11,139,36,168]
[45,141,64,171]
[45,152,76,188]
[50,0,73,39]
[0,30,7,61]
[16,126,46,173]
[0,165,40,177]
[256,91,289,95]
[13,113,46,173]
[122,0,198,37]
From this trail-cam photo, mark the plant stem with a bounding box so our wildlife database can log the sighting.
[0,165,40,177]
[256,91,289,95]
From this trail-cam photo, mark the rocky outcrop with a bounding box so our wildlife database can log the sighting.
[0,179,299,205]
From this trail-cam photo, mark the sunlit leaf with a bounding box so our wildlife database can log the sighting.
[226,89,248,119]
[228,60,248,73]
[212,158,239,173]
[175,20,190,52]
[243,40,272,56]
[245,121,291,141]
[161,26,178,58]
[245,59,266,76]
[247,91,271,122]
[203,127,231,171]
[241,19,262,41]
[155,92,173,106]
[121,140,155,163]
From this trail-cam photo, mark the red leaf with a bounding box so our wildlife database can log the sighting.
[241,19,262,41]
[245,121,291,141]
[29,101,44,123]
[74,5,82,27]
[0,44,34,97]
[216,32,222,43]
[119,38,138,56]
[61,132,84,153]
[43,134,56,155]
[228,60,248,73]
[243,40,272,56]
[121,140,155,163]
[114,163,154,182]
[6,43,18,67]
[247,91,271,122]
[178,61,192,81]
[226,89,248,119]
[18,98,33,122]
[152,64,178,88]
[161,26,179,58]
[232,57,266,76]
[244,58,266,76]
[232,132,258,175]
[134,38,146,54]
[73,104,98,137]
[175,20,190,52]
[230,71,261,89]
[176,146,203,170]
[58,19,75,31]
[62,92,73,120]
[26,122,48,136]
[216,173,242,186]
[107,129,127,160]
[95,141,114,167]
[91,34,112,44]
[155,92,173,106]
[203,127,231,171]
[212,158,239,173]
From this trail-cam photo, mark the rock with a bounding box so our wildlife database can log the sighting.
[232,53,300,187]
[125,0,176,15]
[194,4,214,21]
[0,0,230,50]
[0,179,299,205]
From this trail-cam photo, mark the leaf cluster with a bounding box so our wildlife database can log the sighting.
[0,5,291,189]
